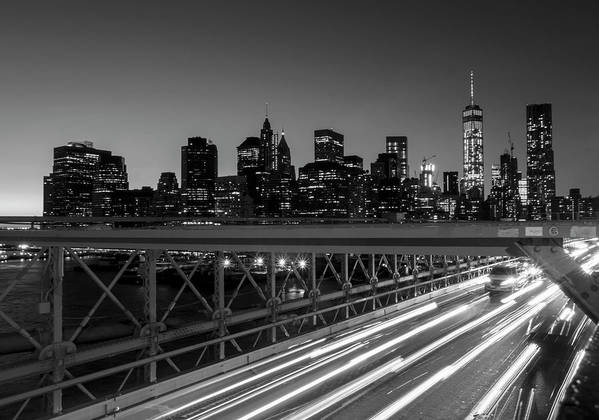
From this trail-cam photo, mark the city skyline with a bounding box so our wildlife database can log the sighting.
[1,1,598,215]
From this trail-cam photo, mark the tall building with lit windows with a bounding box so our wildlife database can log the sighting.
[92,153,129,216]
[314,129,344,163]
[181,137,217,216]
[43,141,128,217]
[237,137,261,176]
[459,71,484,220]
[260,115,275,171]
[385,136,408,181]
[153,172,181,216]
[526,103,555,220]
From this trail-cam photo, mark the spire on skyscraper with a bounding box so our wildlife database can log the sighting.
[263,103,271,129]
[470,70,474,106]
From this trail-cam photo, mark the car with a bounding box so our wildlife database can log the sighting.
[485,261,540,293]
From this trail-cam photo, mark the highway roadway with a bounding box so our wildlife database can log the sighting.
[114,271,595,420]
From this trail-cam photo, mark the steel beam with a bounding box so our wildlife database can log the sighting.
[0,222,581,255]
[511,239,599,323]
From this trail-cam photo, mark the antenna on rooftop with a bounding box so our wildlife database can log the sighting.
[470,70,474,106]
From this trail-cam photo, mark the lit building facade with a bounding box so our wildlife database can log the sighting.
[385,136,408,181]
[43,141,128,217]
[153,172,181,216]
[297,161,349,217]
[237,137,261,175]
[314,129,344,164]
[518,176,528,214]
[92,153,129,216]
[526,103,555,220]
[215,175,254,218]
[499,151,520,220]
[443,171,459,196]
[419,162,435,188]
[458,71,484,220]
[112,187,154,217]
[461,71,484,198]
[181,137,218,216]
[260,117,275,171]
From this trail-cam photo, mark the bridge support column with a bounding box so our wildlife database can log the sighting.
[442,255,449,286]
[268,252,277,343]
[342,253,350,319]
[311,252,317,326]
[41,247,65,415]
[143,249,158,384]
[369,254,378,310]
[428,255,434,282]
[215,251,226,359]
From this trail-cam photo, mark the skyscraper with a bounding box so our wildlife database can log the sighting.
[43,141,128,217]
[461,71,484,197]
[499,149,520,220]
[297,161,349,217]
[314,129,344,163]
[260,114,274,171]
[257,130,297,218]
[443,171,459,195]
[237,137,262,176]
[181,137,218,216]
[419,161,435,189]
[526,103,555,220]
[153,172,181,216]
[276,131,294,179]
[458,71,484,220]
[214,175,254,218]
[385,136,408,181]
[92,153,129,216]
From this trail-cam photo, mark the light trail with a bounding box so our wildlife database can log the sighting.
[466,343,540,419]
[500,280,543,304]
[150,301,438,419]
[369,291,559,420]
[547,348,587,420]
[236,303,471,420]
[310,302,438,358]
[527,284,560,306]
[283,299,518,420]
[187,344,366,420]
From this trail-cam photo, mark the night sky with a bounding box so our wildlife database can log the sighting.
[1,0,598,215]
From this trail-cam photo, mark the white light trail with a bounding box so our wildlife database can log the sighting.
[466,343,540,419]
[500,280,543,304]
[581,252,599,273]
[310,302,438,358]
[151,301,438,420]
[370,298,556,420]
[237,304,470,420]
[547,349,587,420]
[558,306,574,322]
[284,300,518,420]
[527,284,560,306]
[188,344,365,420]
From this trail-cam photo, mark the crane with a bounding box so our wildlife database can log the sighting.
[422,154,437,166]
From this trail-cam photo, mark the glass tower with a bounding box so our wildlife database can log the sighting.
[526,103,555,220]
[461,71,484,197]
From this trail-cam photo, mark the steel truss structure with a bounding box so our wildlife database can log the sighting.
[0,244,507,418]
[1,219,598,418]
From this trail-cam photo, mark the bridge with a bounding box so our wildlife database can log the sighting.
[0,219,597,419]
